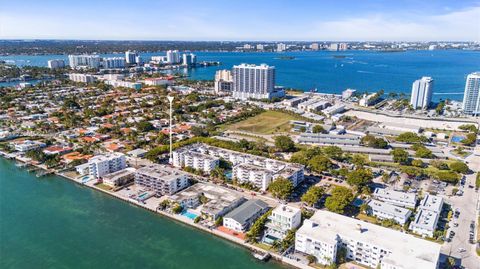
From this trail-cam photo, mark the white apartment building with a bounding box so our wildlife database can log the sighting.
[232,64,276,100]
[373,188,417,208]
[68,73,96,83]
[47,59,65,69]
[223,199,269,232]
[298,100,330,112]
[214,70,233,92]
[367,200,412,225]
[182,53,196,66]
[135,164,189,195]
[144,78,172,86]
[409,194,443,237]
[172,150,219,173]
[276,43,287,52]
[68,54,101,69]
[125,50,138,64]
[232,163,272,191]
[172,144,304,190]
[359,93,378,107]
[322,104,345,116]
[410,77,434,109]
[103,57,126,69]
[13,140,46,152]
[295,210,441,269]
[105,80,142,90]
[462,72,480,115]
[103,168,136,187]
[264,205,301,243]
[88,152,126,179]
[166,50,181,64]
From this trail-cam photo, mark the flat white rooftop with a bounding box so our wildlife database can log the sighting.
[418,194,443,213]
[298,210,441,269]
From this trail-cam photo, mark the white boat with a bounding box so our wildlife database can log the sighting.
[252,251,270,261]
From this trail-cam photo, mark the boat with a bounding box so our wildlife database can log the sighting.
[276,56,295,60]
[333,55,346,58]
[252,251,271,261]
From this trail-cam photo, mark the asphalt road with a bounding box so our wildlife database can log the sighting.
[441,153,480,269]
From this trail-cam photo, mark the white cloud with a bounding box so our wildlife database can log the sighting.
[309,6,480,41]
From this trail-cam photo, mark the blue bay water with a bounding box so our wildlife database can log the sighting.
[1,50,479,101]
[0,158,285,269]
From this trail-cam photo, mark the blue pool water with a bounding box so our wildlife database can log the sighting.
[181,210,198,220]
[451,136,465,143]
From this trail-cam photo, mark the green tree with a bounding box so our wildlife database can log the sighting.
[346,168,373,188]
[323,146,343,161]
[137,121,154,132]
[391,148,409,164]
[274,135,295,152]
[351,154,367,167]
[268,177,294,200]
[458,124,478,134]
[361,134,388,149]
[461,132,477,146]
[397,132,428,144]
[449,161,469,174]
[325,186,354,214]
[411,159,424,168]
[246,209,272,242]
[312,125,326,134]
[435,171,460,184]
[308,155,332,173]
[301,186,324,206]
[413,145,433,158]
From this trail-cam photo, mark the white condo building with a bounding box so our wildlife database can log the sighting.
[232,63,276,100]
[135,164,189,195]
[172,144,304,191]
[373,188,417,208]
[47,59,65,69]
[214,69,233,92]
[462,72,480,115]
[68,73,96,83]
[182,53,197,66]
[103,57,126,69]
[410,77,434,109]
[166,50,181,64]
[68,55,101,69]
[264,205,301,243]
[409,194,444,237]
[367,200,412,225]
[295,211,441,269]
[125,50,138,64]
[88,153,126,178]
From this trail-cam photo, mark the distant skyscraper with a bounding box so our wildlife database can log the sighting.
[166,50,181,64]
[328,43,339,51]
[102,57,126,69]
[135,55,143,65]
[125,50,138,64]
[276,43,286,52]
[410,77,434,110]
[256,44,265,50]
[339,43,348,51]
[47,59,65,69]
[68,55,101,69]
[462,72,480,115]
[232,64,275,100]
[310,43,319,50]
[182,53,197,66]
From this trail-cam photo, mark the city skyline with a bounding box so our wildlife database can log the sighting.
[1,0,479,41]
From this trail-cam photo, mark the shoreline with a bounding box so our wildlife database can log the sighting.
[2,155,309,269]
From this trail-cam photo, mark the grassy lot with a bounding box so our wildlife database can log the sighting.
[96,183,113,191]
[222,110,302,135]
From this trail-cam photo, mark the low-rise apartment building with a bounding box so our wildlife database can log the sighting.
[373,188,417,208]
[264,205,301,243]
[367,200,412,225]
[297,133,361,146]
[295,210,441,269]
[409,194,444,237]
[103,168,136,187]
[172,144,304,190]
[169,182,246,220]
[88,152,126,178]
[135,164,189,195]
[13,140,46,152]
[223,199,269,232]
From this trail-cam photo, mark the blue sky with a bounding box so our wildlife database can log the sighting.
[1,0,479,41]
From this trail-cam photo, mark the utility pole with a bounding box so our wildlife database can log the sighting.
[167,96,174,164]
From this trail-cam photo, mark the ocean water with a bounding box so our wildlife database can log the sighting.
[0,158,284,269]
[1,50,479,101]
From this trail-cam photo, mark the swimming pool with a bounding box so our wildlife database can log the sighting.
[451,135,465,143]
[181,210,198,220]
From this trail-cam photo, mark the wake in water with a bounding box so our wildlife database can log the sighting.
[432,92,463,95]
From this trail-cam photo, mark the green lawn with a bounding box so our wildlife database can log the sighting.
[222,110,301,135]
